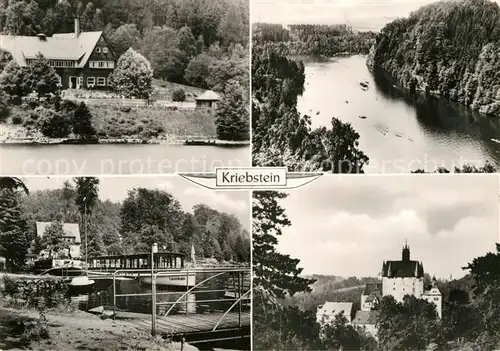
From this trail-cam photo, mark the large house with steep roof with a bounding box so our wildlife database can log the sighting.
[36,221,81,258]
[0,18,116,90]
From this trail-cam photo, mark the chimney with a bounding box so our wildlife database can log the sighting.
[74,17,80,37]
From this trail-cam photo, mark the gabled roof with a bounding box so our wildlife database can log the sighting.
[195,90,221,101]
[0,31,103,68]
[36,222,81,243]
[352,310,380,325]
[382,260,424,278]
[317,301,353,318]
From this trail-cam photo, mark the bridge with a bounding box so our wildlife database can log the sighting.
[87,267,251,346]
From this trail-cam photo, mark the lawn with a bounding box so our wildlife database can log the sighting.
[89,104,217,139]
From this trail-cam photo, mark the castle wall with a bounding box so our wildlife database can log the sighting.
[382,277,424,302]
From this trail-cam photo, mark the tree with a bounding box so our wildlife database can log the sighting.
[0,178,29,272]
[72,102,96,140]
[92,8,104,31]
[41,221,69,258]
[80,215,106,258]
[0,61,31,99]
[253,191,315,298]
[377,295,441,350]
[215,81,250,141]
[321,312,363,350]
[109,48,153,99]
[108,23,141,57]
[74,177,100,216]
[27,54,60,99]
[172,88,186,102]
[177,26,198,60]
[4,0,27,35]
[184,53,212,88]
[32,107,71,138]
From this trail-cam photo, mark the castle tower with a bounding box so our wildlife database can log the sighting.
[402,240,410,261]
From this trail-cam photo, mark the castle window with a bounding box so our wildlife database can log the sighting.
[97,77,105,86]
[103,47,108,53]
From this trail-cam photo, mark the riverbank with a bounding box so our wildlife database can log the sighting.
[0,125,250,146]
[0,304,194,351]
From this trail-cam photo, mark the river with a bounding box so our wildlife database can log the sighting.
[297,55,500,173]
[0,144,250,175]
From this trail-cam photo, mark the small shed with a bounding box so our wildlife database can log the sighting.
[195,90,221,109]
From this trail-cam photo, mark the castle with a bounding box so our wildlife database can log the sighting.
[317,242,442,338]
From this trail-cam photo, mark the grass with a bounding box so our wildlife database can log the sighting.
[89,105,217,139]
[151,79,208,102]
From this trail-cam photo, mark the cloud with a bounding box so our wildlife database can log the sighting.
[277,176,498,278]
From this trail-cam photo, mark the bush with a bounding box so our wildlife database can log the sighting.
[12,115,23,125]
[120,106,132,113]
[1,276,70,309]
[172,88,186,102]
[32,106,71,138]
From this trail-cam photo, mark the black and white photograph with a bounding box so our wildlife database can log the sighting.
[253,175,500,350]
[0,0,250,175]
[252,0,500,173]
[0,176,250,350]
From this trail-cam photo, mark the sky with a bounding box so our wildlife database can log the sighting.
[251,0,500,31]
[22,176,251,231]
[276,175,500,280]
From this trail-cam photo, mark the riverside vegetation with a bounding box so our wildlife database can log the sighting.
[253,191,500,350]
[0,0,249,142]
[252,0,499,173]
[367,0,500,117]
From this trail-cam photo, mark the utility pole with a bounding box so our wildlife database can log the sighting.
[151,243,158,336]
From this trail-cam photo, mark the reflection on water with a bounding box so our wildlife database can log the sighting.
[297,55,500,173]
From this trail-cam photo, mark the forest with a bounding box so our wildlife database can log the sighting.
[0,177,250,273]
[368,0,500,117]
[253,191,500,350]
[0,0,249,92]
[253,23,376,57]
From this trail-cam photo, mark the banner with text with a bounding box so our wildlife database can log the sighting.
[179,167,323,190]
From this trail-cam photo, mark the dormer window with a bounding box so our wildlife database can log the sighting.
[96,47,101,53]
[103,47,108,53]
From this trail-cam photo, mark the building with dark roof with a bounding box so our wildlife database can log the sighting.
[0,18,116,90]
[381,242,442,318]
[361,281,382,311]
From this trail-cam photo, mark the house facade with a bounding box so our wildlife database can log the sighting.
[0,18,115,90]
[36,221,81,258]
[316,301,354,325]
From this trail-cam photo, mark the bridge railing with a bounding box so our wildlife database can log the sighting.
[102,267,251,336]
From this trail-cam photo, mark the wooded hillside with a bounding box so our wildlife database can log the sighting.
[368,0,500,117]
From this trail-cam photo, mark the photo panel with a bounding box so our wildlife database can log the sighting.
[0,0,250,175]
[251,0,500,174]
[252,174,500,350]
[0,175,250,350]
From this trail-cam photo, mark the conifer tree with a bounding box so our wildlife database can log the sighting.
[215,81,250,141]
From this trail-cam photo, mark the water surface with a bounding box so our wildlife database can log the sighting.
[297,55,500,173]
[0,144,250,175]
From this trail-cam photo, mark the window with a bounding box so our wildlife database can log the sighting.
[434,297,439,301]
[97,77,105,86]
[98,61,104,68]
[87,77,95,86]
[103,47,108,53]
[96,47,101,53]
